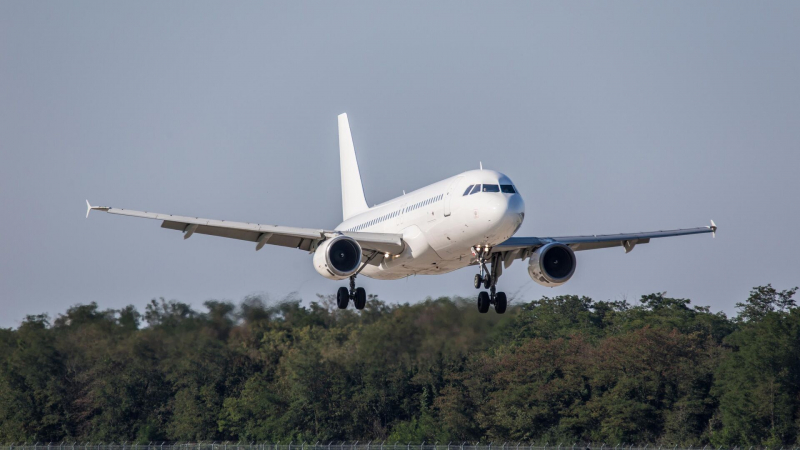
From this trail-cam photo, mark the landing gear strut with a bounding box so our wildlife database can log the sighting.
[472,246,507,314]
[337,275,367,310]
[472,246,492,289]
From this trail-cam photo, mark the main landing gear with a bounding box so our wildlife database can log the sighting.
[337,275,367,310]
[472,246,508,314]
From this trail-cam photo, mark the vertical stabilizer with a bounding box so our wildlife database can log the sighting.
[338,113,370,221]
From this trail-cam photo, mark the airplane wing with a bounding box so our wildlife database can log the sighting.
[492,221,716,266]
[85,201,404,263]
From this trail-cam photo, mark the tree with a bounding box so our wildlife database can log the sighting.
[735,284,798,323]
[713,287,800,446]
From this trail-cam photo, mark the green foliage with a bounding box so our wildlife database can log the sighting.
[0,287,797,445]
[735,284,798,323]
[711,286,800,446]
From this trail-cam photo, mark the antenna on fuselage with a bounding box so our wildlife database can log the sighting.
[479,161,483,170]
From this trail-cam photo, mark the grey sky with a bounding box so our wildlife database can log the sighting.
[1,2,798,328]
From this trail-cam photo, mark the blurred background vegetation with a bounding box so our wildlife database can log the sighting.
[1,285,798,446]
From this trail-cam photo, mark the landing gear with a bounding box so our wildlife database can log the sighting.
[474,274,493,289]
[472,246,507,314]
[494,291,507,314]
[337,276,367,310]
[475,286,508,314]
[477,291,491,313]
[336,287,350,309]
[354,287,367,310]
[472,246,491,290]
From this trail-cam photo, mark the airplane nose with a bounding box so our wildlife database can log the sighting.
[507,193,525,216]
[497,193,525,236]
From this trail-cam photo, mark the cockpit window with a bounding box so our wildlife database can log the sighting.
[463,185,474,196]
[500,184,516,193]
[469,184,481,195]
[482,184,500,193]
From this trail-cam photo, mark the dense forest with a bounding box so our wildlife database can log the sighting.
[1,285,799,446]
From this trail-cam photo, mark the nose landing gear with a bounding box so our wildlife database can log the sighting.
[472,246,507,314]
[472,246,493,289]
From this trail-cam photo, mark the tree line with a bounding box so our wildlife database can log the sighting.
[0,285,798,446]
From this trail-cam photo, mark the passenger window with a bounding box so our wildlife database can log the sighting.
[463,185,474,196]
[483,184,500,193]
[500,184,516,193]
[469,184,481,195]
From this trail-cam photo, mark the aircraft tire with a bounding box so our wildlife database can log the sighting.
[336,287,350,309]
[483,275,492,289]
[477,291,490,313]
[494,292,507,314]
[474,274,482,289]
[354,287,367,310]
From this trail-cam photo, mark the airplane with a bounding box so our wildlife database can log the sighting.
[86,113,717,314]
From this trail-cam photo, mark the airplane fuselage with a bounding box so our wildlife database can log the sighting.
[335,169,525,279]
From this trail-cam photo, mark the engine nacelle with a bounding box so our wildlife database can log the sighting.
[313,235,363,280]
[528,243,577,287]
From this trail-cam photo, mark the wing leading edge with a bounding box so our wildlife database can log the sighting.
[493,221,717,263]
[86,201,404,261]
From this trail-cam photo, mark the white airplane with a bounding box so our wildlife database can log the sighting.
[87,113,717,314]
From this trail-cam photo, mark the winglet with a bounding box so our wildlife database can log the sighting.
[709,220,717,238]
[85,200,110,218]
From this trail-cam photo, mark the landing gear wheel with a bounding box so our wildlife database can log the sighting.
[336,287,350,310]
[483,274,492,289]
[474,274,483,289]
[477,291,491,314]
[354,287,367,310]
[494,292,507,314]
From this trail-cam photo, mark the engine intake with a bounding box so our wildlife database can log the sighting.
[313,235,363,280]
[528,243,576,287]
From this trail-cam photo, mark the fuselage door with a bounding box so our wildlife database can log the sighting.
[443,176,463,217]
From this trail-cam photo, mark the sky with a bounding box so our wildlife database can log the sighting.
[1,2,799,328]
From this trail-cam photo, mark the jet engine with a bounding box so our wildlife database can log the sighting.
[528,243,576,287]
[313,235,363,280]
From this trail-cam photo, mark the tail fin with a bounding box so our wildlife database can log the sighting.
[338,113,370,221]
